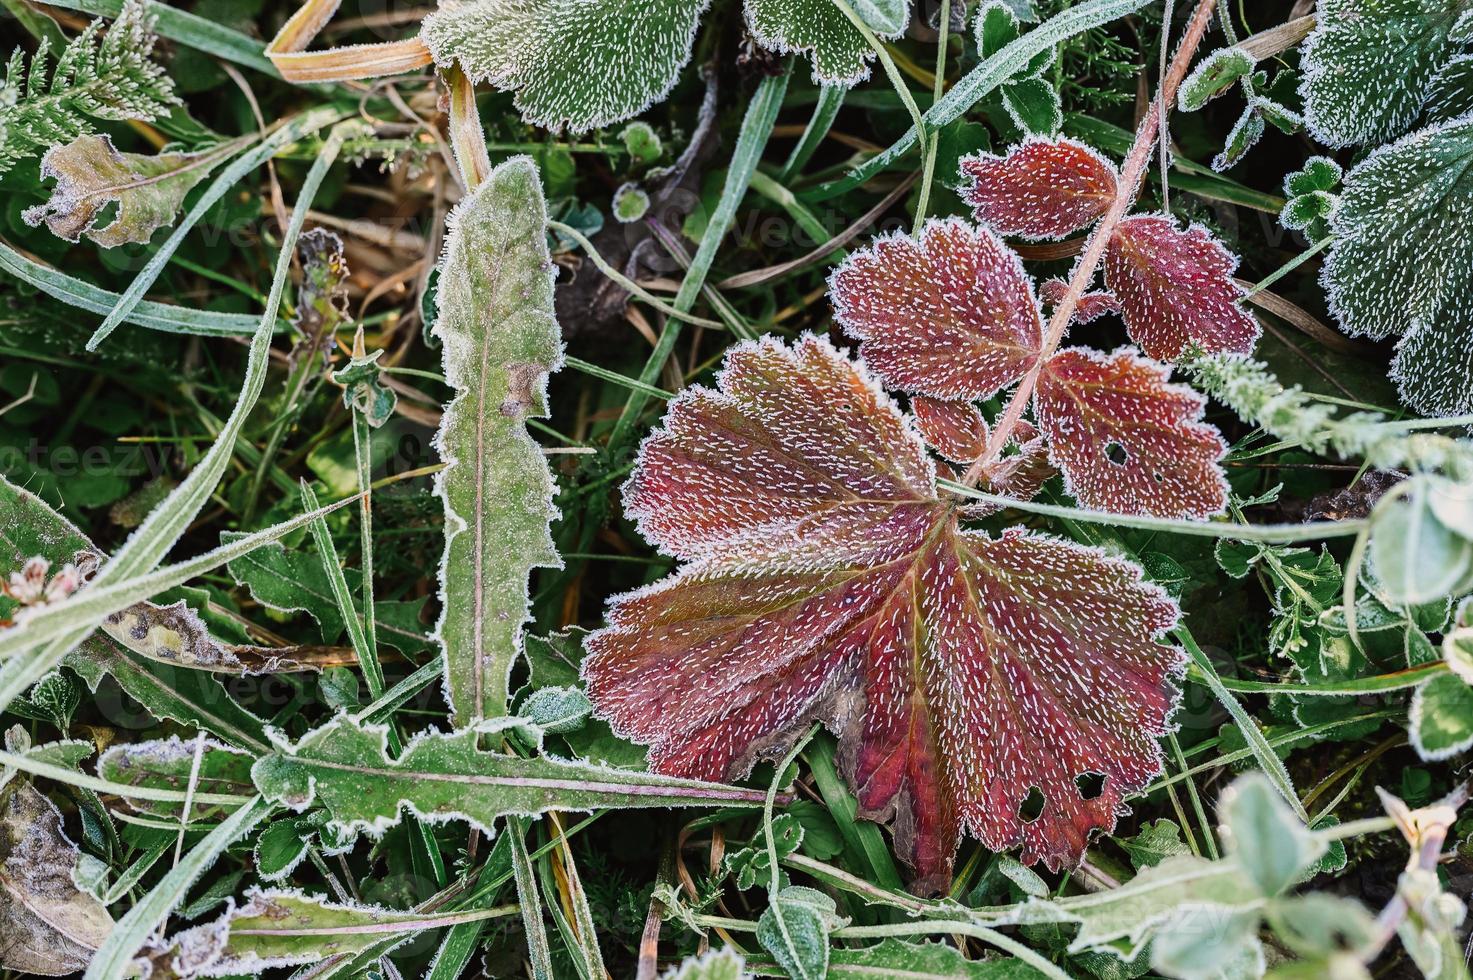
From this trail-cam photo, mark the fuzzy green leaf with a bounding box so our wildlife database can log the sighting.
[23,134,227,247]
[1219,773,1324,897]
[746,0,907,84]
[1178,46,1254,112]
[662,948,747,979]
[1325,115,1473,416]
[825,938,1045,977]
[1370,478,1473,605]
[421,0,709,133]
[97,735,255,820]
[250,714,773,839]
[1300,0,1470,147]
[1410,672,1473,760]
[755,886,845,980]
[430,155,563,723]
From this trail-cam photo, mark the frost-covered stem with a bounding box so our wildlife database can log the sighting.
[445,63,491,192]
[961,0,1219,488]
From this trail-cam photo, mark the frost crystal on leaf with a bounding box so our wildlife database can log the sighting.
[911,396,989,463]
[959,137,1118,240]
[1036,348,1228,519]
[1325,114,1473,416]
[1105,214,1259,361]
[1040,277,1120,324]
[582,336,1185,892]
[829,219,1043,400]
[745,0,909,85]
[421,0,711,133]
[1300,0,1471,147]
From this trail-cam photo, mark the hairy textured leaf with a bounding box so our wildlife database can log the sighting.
[1035,348,1228,519]
[746,0,907,85]
[829,219,1043,400]
[431,155,563,722]
[1039,277,1119,324]
[23,134,226,247]
[583,336,1184,892]
[251,714,772,838]
[421,0,709,133]
[97,736,255,820]
[959,137,1117,240]
[756,885,845,980]
[1104,214,1258,360]
[825,938,1044,977]
[0,779,113,975]
[662,948,747,979]
[1326,115,1473,415]
[138,888,509,977]
[1300,0,1471,147]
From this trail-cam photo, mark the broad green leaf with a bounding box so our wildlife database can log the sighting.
[1149,910,1264,980]
[430,154,563,723]
[138,888,517,975]
[249,714,773,838]
[1265,894,1375,959]
[1300,0,1470,147]
[1410,672,1473,760]
[0,780,114,975]
[421,0,708,133]
[1369,478,1473,605]
[755,885,846,980]
[23,133,231,247]
[253,820,310,882]
[1219,773,1323,897]
[97,735,255,820]
[1325,115,1473,416]
[746,0,907,85]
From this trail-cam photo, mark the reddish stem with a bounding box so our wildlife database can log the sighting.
[960,0,1220,488]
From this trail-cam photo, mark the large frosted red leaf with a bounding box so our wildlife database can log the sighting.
[829,219,1043,400]
[912,396,989,463]
[1035,347,1228,519]
[586,336,1185,893]
[959,137,1119,240]
[1104,214,1260,360]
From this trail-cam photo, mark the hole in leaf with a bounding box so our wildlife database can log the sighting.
[1075,772,1106,800]
[1018,786,1045,823]
[1104,441,1128,465]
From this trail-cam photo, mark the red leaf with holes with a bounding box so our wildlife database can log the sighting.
[829,219,1042,400]
[959,138,1119,240]
[913,396,989,463]
[1035,347,1228,519]
[1040,277,1121,325]
[1104,215,1260,360]
[583,336,1185,893]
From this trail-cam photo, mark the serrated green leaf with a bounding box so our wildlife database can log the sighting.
[746,0,902,85]
[250,714,773,838]
[421,0,709,133]
[755,886,844,980]
[430,155,563,724]
[1326,115,1473,415]
[97,735,255,821]
[1119,818,1189,870]
[1301,0,1469,147]
[1410,672,1473,760]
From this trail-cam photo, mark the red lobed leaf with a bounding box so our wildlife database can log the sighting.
[1035,347,1229,519]
[912,395,989,463]
[1040,277,1121,325]
[962,419,1057,517]
[1104,214,1260,360]
[959,137,1119,240]
[829,219,1043,400]
[585,336,1185,893]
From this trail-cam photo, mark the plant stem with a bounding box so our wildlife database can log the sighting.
[960,0,1220,487]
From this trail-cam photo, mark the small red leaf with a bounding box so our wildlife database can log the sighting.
[1105,214,1259,360]
[913,396,989,463]
[962,420,1057,517]
[1035,347,1228,519]
[829,219,1044,400]
[1040,277,1121,324]
[586,336,1185,892]
[959,137,1119,240]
